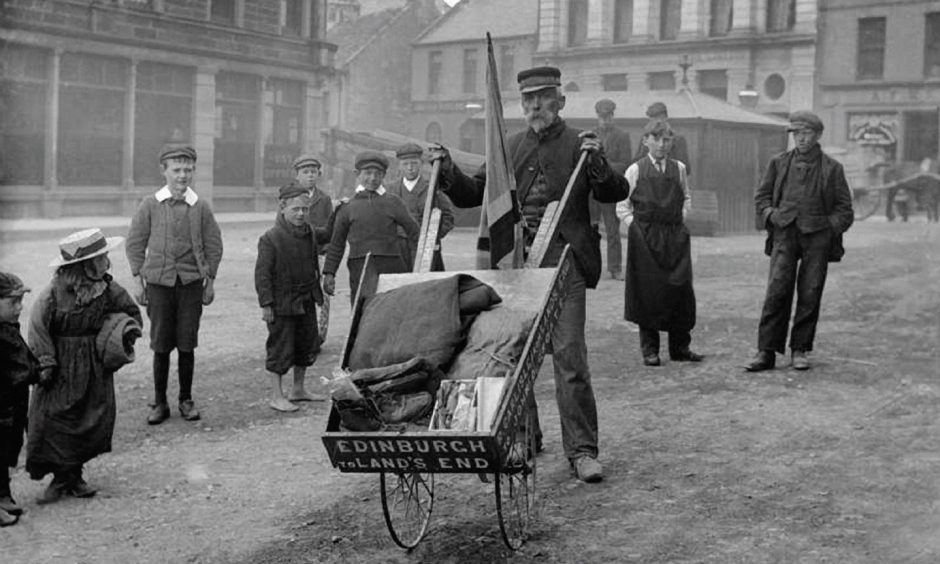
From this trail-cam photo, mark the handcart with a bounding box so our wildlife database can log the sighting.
[320,249,574,550]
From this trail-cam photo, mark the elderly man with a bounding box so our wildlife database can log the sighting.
[389,143,455,271]
[432,66,629,483]
[746,111,854,372]
[590,99,632,280]
[322,151,419,304]
[633,102,691,174]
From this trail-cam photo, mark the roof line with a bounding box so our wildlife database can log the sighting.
[680,88,701,118]
[339,5,411,67]
[412,0,466,44]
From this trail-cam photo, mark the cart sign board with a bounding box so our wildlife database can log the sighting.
[322,427,501,473]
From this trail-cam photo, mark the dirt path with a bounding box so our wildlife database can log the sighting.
[2,220,938,563]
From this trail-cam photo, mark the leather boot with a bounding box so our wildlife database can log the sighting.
[745,350,775,372]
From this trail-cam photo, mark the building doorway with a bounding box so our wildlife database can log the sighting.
[902,109,939,162]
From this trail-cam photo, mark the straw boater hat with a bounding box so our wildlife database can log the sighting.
[49,228,125,268]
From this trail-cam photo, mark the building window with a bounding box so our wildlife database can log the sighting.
[214,72,260,186]
[660,0,682,41]
[425,122,442,144]
[857,17,886,80]
[135,62,194,187]
[766,0,795,32]
[925,13,940,78]
[613,0,633,43]
[709,0,733,37]
[902,110,939,162]
[499,45,514,89]
[428,51,442,96]
[59,53,126,186]
[648,71,676,91]
[210,0,235,24]
[697,69,728,100]
[568,0,588,46]
[602,73,628,92]
[0,45,48,186]
[282,0,303,36]
[763,73,786,100]
[264,78,304,187]
[463,48,478,94]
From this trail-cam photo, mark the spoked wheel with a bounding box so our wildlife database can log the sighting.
[853,188,882,220]
[380,471,434,549]
[495,411,537,550]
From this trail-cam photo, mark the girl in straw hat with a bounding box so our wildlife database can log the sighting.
[26,228,142,504]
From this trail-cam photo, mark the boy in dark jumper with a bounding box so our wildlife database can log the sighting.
[322,151,419,304]
[0,272,39,526]
[255,186,330,412]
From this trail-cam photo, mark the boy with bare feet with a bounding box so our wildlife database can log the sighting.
[255,184,330,411]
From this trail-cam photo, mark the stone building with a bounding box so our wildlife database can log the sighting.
[816,0,940,165]
[409,0,539,153]
[0,0,335,218]
[535,0,817,116]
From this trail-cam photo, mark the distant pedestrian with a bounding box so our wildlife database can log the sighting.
[633,102,692,174]
[389,143,455,271]
[591,99,632,281]
[255,185,330,412]
[126,144,224,425]
[0,272,39,526]
[617,120,703,366]
[27,229,142,504]
[745,111,854,372]
[322,151,419,304]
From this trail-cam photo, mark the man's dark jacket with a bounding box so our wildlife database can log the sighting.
[755,147,854,261]
[598,125,632,176]
[441,119,629,288]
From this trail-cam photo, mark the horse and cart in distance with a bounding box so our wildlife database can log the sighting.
[320,153,583,550]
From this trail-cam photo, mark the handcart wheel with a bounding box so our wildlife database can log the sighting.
[380,471,434,549]
[495,409,537,550]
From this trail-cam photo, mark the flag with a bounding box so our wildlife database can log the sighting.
[478,32,521,269]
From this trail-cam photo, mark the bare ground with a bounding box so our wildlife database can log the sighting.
[1,219,938,564]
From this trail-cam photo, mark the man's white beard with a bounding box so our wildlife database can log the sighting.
[526,110,557,133]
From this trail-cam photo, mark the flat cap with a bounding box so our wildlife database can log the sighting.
[0,271,30,299]
[395,143,424,160]
[278,183,310,201]
[517,66,562,94]
[646,102,668,118]
[787,110,824,132]
[595,98,616,115]
[354,150,389,172]
[159,143,197,163]
[292,154,322,170]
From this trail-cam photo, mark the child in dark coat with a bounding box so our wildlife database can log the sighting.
[255,185,331,412]
[0,272,39,526]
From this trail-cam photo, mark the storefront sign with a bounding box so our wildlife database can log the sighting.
[848,113,898,146]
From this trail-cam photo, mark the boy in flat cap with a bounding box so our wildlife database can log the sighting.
[617,120,703,367]
[0,272,38,526]
[431,66,629,484]
[389,143,455,271]
[126,144,224,425]
[746,111,854,372]
[591,98,632,280]
[633,102,692,175]
[322,151,420,304]
[255,185,330,411]
[291,154,335,241]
